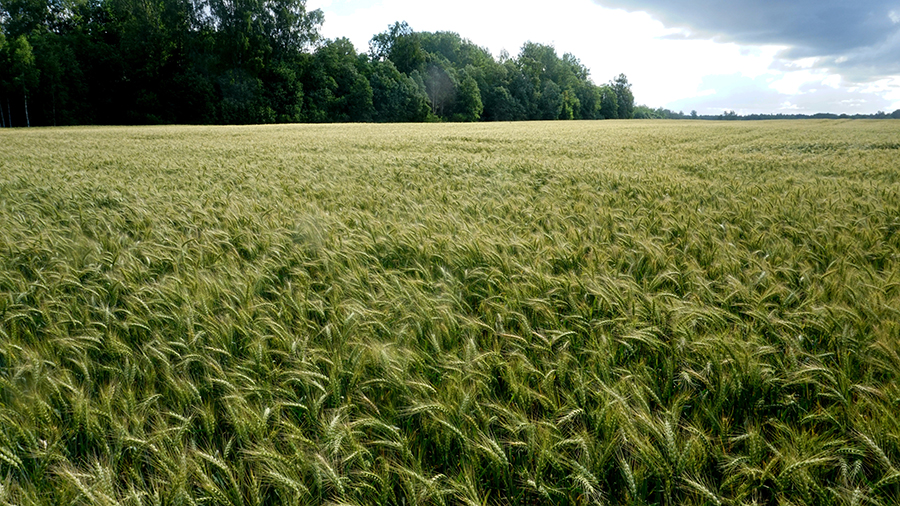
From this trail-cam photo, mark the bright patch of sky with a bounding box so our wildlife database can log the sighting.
[306,0,900,115]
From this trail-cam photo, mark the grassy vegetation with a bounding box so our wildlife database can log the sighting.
[1,120,899,505]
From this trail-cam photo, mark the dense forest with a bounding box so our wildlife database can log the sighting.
[0,0,634,126]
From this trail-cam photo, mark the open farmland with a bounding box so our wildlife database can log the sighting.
[1,120,900,505]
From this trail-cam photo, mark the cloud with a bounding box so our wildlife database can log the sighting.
[592,0,900,80]
[666,73,899,114]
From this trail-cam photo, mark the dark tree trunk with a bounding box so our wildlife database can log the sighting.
[23,81,30,127]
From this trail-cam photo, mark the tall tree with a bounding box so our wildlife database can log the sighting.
[265,0,323,59]
[452,67,482,122]
[599,85,618,119]
[9,34,38,126]
[610,73,634,119]
[0,0,52,38]
[538,80,562,120]
[369,21,425,75]
[424,62,454,118]
[0,30,7,127]
[368,59,429,122]
[302,37,373,122]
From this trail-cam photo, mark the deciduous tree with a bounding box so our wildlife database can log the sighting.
[610,73,633,119]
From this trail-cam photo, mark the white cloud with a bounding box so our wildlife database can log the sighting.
[769,69,828,95]
[788,57,818,69]
[822,74,842,88]
[860,77,900,103]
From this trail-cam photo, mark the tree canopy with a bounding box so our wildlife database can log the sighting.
[0,2,632,126]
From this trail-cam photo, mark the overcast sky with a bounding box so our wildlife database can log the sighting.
[304,0,900,115]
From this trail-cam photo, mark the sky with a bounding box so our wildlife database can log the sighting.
[304,0,900,115]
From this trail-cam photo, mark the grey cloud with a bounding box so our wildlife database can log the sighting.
[594,1,900,79]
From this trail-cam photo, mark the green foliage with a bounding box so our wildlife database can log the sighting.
[0,0,326,126]
[368,60,430,122]
[303,38,374,122]
[0,5,628,125]
[1,120,900,504]
[611,73,634,119]
[424,62,456,118]
[599,85,618,119]
[451,70,483,122]
[633,105,687,119]
[369,21,426,75]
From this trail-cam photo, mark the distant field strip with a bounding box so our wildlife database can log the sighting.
[1,120,899,505]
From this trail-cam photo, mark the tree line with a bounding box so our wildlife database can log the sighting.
[0,0,635,127]
[633,105,900,120]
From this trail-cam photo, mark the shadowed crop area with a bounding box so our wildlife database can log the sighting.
[1,120,899,505]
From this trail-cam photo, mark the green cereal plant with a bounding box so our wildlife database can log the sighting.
[1,120,899,504]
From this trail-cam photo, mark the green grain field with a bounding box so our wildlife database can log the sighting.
[1,120,899,505]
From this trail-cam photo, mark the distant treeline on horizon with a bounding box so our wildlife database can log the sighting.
[0,0,636,127]
[634,106,900,121]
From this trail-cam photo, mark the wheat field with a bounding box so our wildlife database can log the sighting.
[1,120,899,505]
